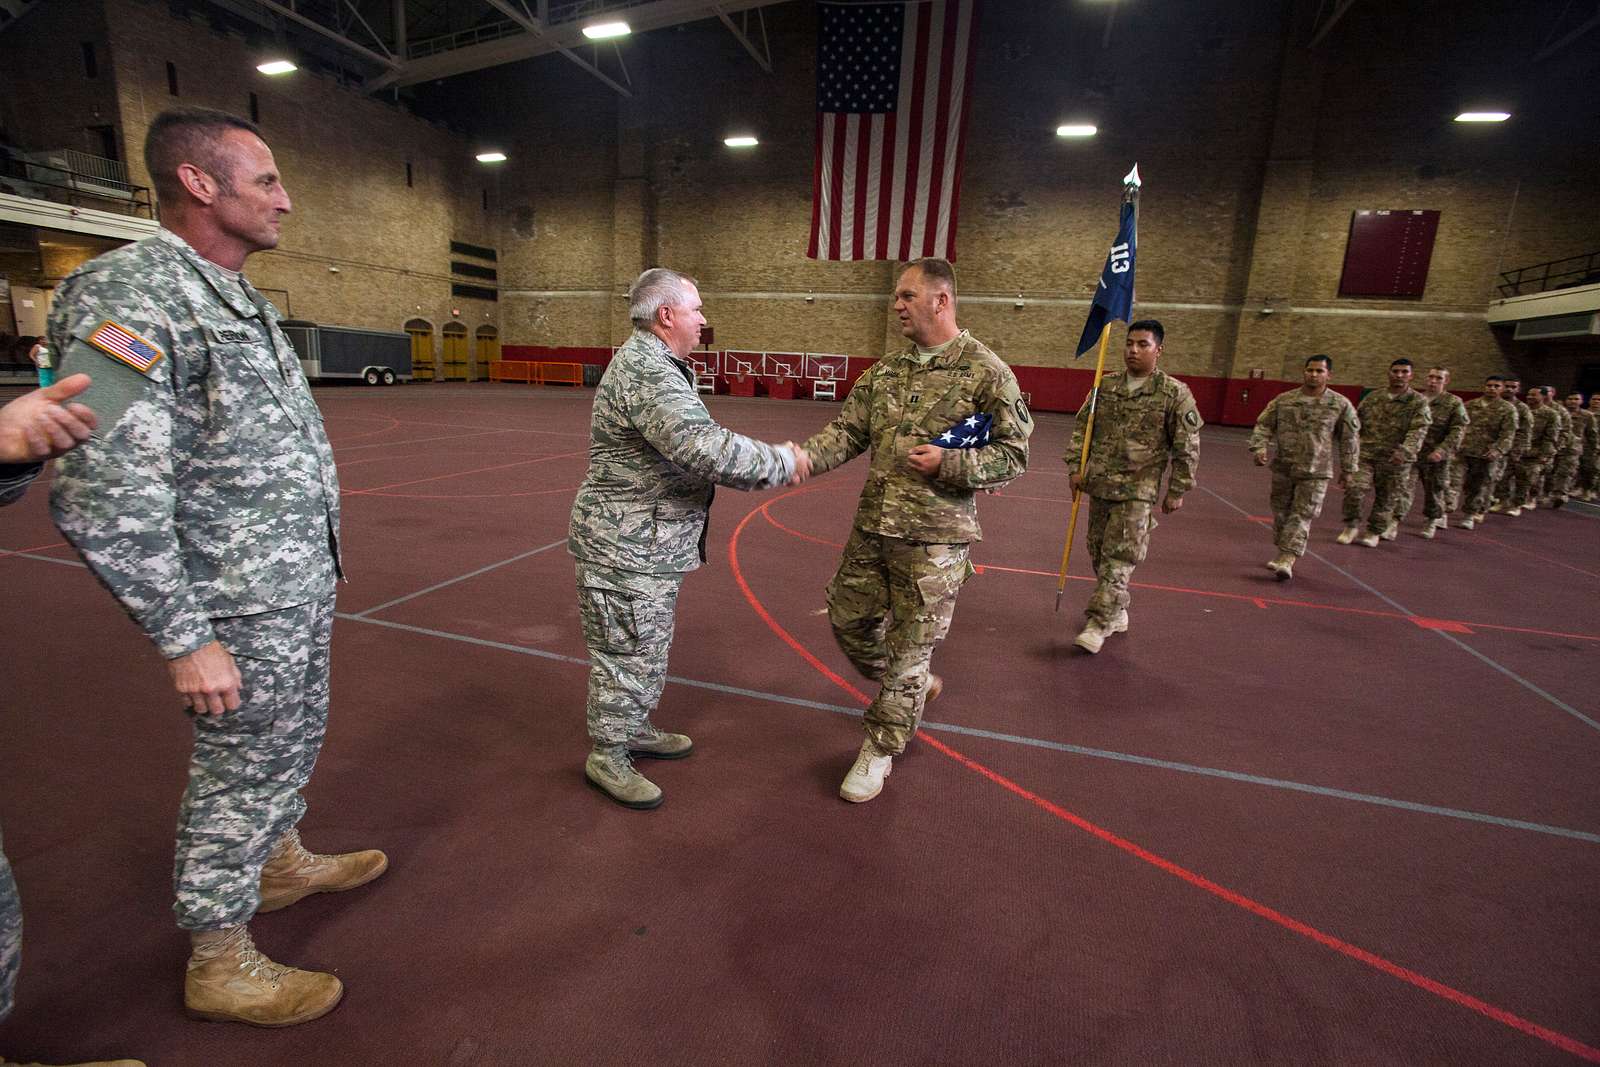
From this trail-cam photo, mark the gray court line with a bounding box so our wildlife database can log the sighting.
[336,613,1600,845]
[2,550,85,569]
[350,537,569,619]
[1197,484,1600,734]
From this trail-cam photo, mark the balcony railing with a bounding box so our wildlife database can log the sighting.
[1497,251,1600,298]
[0,148,154,218]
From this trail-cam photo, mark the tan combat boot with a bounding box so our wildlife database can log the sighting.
[257,829,388,914]
[585,746,663,809]
[1335,525,1359,544]
[1266,553,1295,580]
[184,926,343,1027]
[925,673,944,703]
[1380,521,1399,541]
[839,739,893,803]
[626,724,694,760]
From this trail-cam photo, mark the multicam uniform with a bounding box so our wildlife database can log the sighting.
[1340,387,1430,535]
[1248,387,1359,558]
[1066,368,1200,625]
[801,330,1030,756]
[1522,404,1560,506]
[569,328,793,750]
[1457,394,1517,517]
[1495,396,1534,508]
[1396,389,1468,523]
[1579,407,1599,497]
[0,462,41,1018]
[1549,404,1582,501]
[48,228,343,932]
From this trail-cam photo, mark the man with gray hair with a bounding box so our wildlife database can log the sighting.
[570,267,807,809]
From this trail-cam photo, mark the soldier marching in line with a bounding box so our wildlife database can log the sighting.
[569,267,804,811]
[1546,388,1583,507]
[1248,354,1360,580]
[1577,393,1600,501]
[1492,376,1535,515]
[49,107,386,1029]
[1398,366,1469,539]
[798,258,1031,803]
[1337,358,1431,548]
[1064,319,1200,652]
[1454,375,1518,529]
[1519,387,1560,510]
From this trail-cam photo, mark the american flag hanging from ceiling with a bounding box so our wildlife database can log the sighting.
[807,0,981,262]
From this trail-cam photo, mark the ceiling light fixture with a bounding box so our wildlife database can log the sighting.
[724,135,759,148]
[256,59,297,75]
[476,151,507,163]
[1056,124,1098,138]
[582,21,630,40]
[1454,111,1510,122]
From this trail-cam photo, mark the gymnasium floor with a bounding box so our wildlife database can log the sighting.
[1,381,1596,1066]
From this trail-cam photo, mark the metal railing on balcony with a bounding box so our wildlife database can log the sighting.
[1497,251,1600,298]
[0,148,153,218]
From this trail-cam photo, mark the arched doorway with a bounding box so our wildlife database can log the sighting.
[474,325,499,381]
[405,319,436,382]
[442,322,469,381]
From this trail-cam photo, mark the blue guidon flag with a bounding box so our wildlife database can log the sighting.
[1074,165,1140,357]
[930,412,993,449]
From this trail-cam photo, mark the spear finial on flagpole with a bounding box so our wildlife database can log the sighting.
[1055,165,1143,613]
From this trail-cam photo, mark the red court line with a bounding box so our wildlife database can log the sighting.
[757,497,1600,644]
[728,491,1600,1064]
[358,484,580,500]
[0,539,66,560]
[343,450,586,494]
[325,414,402,443]
[1472,533,1600,581]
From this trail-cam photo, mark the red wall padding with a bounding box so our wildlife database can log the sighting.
[494,346,1474,427]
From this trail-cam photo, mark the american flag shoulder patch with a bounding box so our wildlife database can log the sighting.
[86,320,165,375]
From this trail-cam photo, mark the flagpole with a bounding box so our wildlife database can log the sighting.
[1054,324,1113,611]
[1054,169,1141,613]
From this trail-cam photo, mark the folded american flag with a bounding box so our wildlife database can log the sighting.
[930,412,992,449]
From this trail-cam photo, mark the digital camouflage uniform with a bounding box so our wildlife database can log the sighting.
[1248,388,1359,557]
[569,328,793,748]
[801,331,1030,756]
[1340,387,1430,534]
[1457,394,1517,516]
[1549,404,1581,500]
[0,461,41,1018]
[1066,369,1200,624]
[1395,389,1468,522]
[1495,397,1533,507]
[1521,404,1560,505]
[48,228,343,932]
[1578,407,1599,496]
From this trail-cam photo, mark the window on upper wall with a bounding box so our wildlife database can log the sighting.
[405,161,413,188]
[82,42,97,78]
[482,188,488,211]
[249,92,259,123]
[88,125,118,161]
[166,62,179,96]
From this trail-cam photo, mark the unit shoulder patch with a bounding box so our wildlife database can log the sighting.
[86,321,165,375]
[1183,409,1202,429]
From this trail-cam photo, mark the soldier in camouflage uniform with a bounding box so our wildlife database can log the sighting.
[1396,366,1469,539]
[1492,377,1534,515]
[1337,358,1430,547]
[1455,375,1517,528]
[0,379,139,1067]
[1546,390,1583,506]
[47,109,386,1030]
[1579,394,1600,501]
[799,259,1030,803]
[570,267,800,810]
[1248,354,1359,579]
[1065,319,1200,651]
[1519,388,1560,509]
